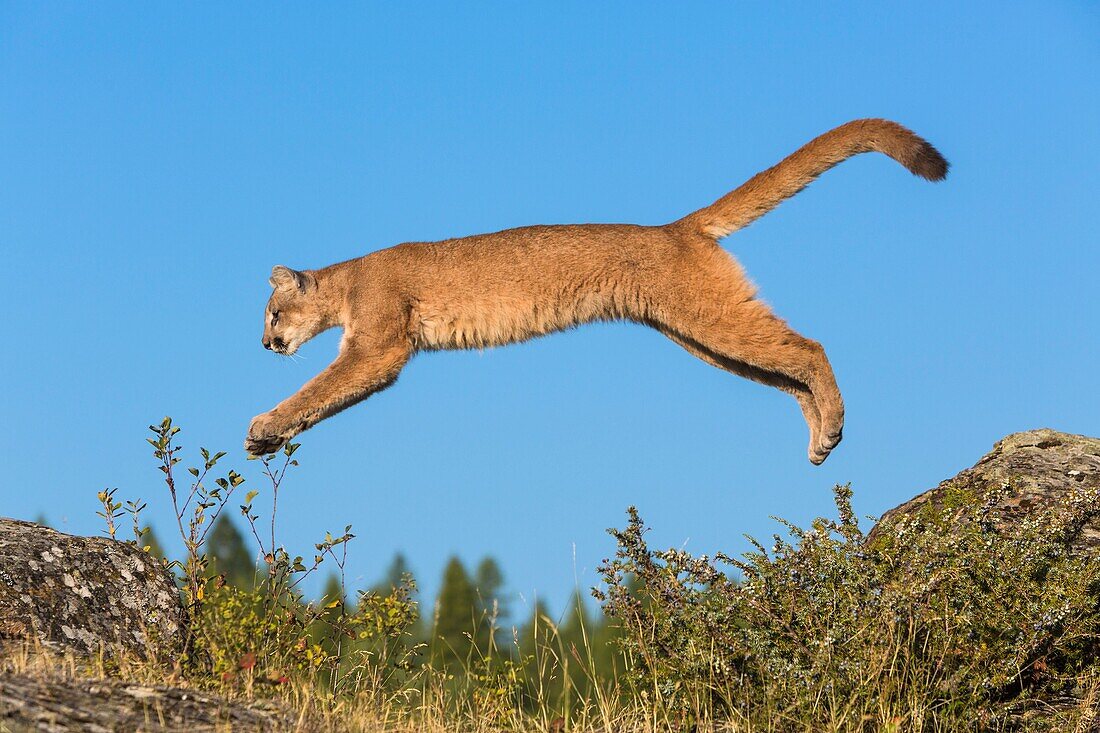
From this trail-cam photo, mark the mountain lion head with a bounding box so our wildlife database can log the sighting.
[262,265,327,355]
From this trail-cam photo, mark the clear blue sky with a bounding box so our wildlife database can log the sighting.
[2,3,1097,620]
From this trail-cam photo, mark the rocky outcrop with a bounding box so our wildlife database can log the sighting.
[869,428,1100,547]
[0,518,184,658]
[0,674,289,732]
[0,523,290,731]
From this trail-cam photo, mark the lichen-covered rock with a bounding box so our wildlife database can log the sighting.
[0,674,288,732]
[869,428,1100,547]
[0,519,183,658]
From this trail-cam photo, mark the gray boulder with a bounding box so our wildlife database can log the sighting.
[0,518,184,658]
[869,428,1100,547]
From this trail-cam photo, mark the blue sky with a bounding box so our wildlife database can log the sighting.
[2,3,1097,620]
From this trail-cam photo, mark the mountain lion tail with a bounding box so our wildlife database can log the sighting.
[678,118,948,240]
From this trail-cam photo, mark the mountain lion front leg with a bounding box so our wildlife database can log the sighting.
[246,340,411,455]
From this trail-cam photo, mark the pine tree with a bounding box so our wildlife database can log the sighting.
[517,598,558,711]
[431,556,477,668]
[373,552,412,597]
[588,590,629,689]
[206,514,256,589]
[310,573,346,658]
[558,590,597,704]
[517,598,555,657]
[372,552,425,642]
[474,557,504,611]
[321,572,346,606]
[473,556,506,654]
[559,589,589,641]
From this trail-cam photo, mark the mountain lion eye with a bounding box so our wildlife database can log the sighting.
[271,311,280,326]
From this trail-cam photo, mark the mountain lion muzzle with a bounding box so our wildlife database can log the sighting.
[247,118,948,463]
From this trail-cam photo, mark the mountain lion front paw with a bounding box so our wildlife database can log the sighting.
[245,411,295,456]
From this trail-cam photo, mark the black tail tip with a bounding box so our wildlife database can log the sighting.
[910,141,949,181]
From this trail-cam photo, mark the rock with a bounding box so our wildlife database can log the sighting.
[0,518,184,658]
[869,428,1100,547]
[0,673,289,732]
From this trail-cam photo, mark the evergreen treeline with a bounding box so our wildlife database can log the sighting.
[141,515,627,705]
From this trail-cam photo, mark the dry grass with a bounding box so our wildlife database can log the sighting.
[1,636,651,733]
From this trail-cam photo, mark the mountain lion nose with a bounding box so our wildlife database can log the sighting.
[262,337,272,350]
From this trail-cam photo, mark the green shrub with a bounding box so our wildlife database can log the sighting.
[598,483,1100,731]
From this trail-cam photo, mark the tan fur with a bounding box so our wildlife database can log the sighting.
[248,118,947,463]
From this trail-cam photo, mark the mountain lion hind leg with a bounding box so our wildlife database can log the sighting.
[650,249,844,465]
[658,328,827,464]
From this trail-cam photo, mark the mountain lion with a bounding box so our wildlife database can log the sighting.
[247,118,947,463]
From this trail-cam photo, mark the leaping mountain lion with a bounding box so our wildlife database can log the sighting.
[246,118,947,464]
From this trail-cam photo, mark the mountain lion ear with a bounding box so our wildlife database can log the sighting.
[269,265,316,293]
